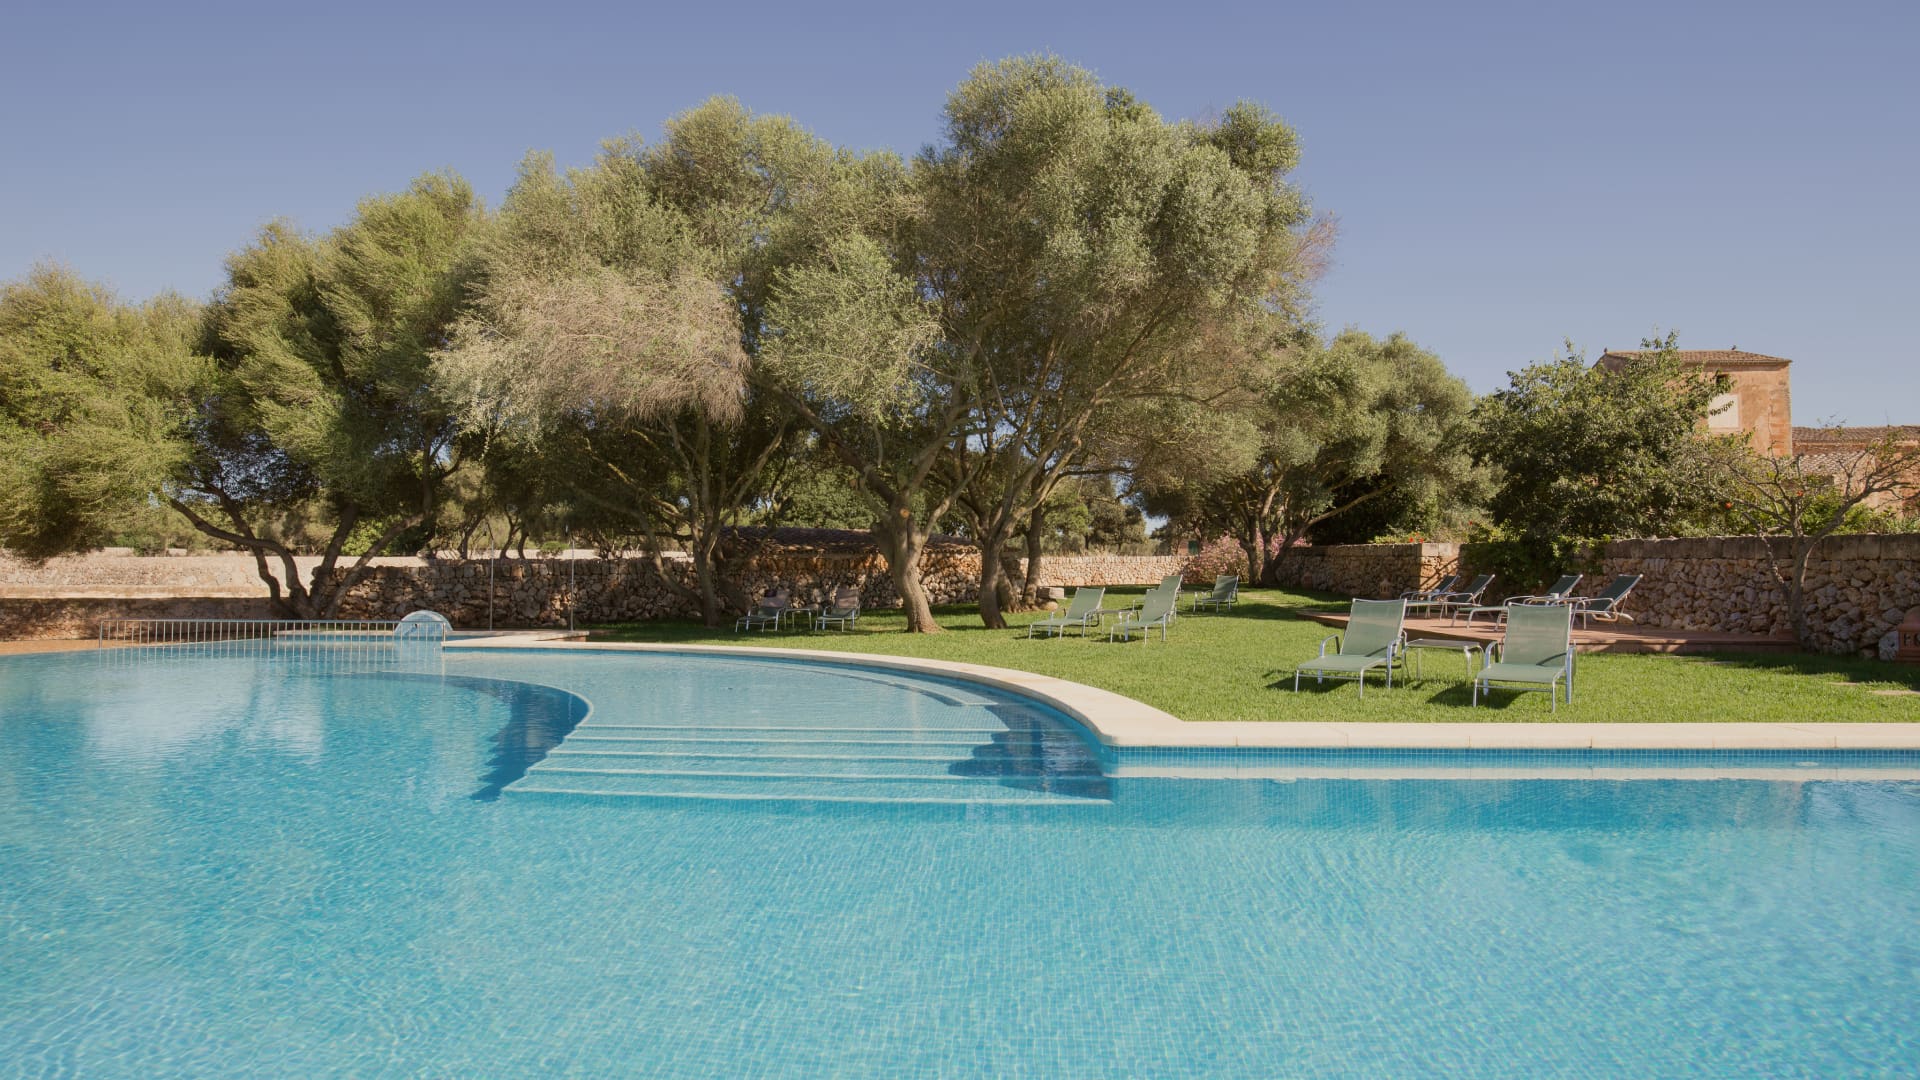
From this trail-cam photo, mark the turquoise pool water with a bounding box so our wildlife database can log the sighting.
[2,646,1916,1077]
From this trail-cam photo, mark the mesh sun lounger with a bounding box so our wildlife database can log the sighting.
[1457,574,1582,625]
[814,587,862,631]
[734,589,790,632]
[1293,598,1407,697]
[1189,575,1240,612]
[1410,573,1493,618]
[1567,574,1641,628]
[1109,587,1176,643]
[1027,586,1106,638]
[1124,574,1184,622]
[1130,574,1183,605]
[1473,603,1576,710]
[1508,574,1584,605]
[1400,573,1462,603]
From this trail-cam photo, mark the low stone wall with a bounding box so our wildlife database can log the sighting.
[1,547,1199,638]
[328,549,1183,625]
[1262,535,1920,657]
[326,547,987,626]
[1265,543,1460,600]
[0,552,368,598]
[1592,535,1919,656]
[1021,553,1187,587]
[0,597,274,640]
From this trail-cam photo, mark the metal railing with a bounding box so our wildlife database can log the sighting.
[94,617,439,673]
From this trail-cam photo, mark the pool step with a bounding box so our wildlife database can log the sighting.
[555,732,1091,757]
[504,714,1111,806]
[505,770,1110,805]
[535,749,1104,780]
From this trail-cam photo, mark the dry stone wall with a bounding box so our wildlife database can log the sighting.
[326,549,1184,625]
[1591,535,1920,656]
[1265,536,1920,657]
[1264,543,1460,600]
[10,540,1914,653]
[1,547,1195,638]
[1022,554,1187,587]
[0,597,273,640]
[325,547,986,626]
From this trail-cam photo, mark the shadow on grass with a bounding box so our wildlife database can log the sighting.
[1261,668,1555,713]
[1685,651,1920,690]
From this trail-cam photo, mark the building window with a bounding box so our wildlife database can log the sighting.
[1707,391,1740,431]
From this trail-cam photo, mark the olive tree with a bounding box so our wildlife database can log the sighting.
[437,105,860,625]
[1690,427,1920,647]
[172,174,485,616]
[1,175,484,618]
[1141,330,1477,583]
[764,58,1322,629]
[911,59,1321,627]
[0,266,209,558]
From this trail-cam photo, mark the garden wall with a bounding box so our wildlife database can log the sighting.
[1588,535,1919,656]
[322,550,1185,624]
[1,548,1186,638]
[1265,543,1460,601]
[1264,536,1920,657]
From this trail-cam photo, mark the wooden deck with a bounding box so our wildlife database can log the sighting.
[1299,610,1798,654]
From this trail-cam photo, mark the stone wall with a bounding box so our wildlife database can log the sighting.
[1265,543,1460,600]
[325,547,986,626]
[1262,535,1920,657]
[1,546,1186,638]
[10,540,1913,653]
[0,552,368,598]
[1591,535,1920,656]
[0,596,274,641]
[328,549,1184,625]
[1021,553,1187,588]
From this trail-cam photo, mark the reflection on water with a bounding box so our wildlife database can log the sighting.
[64,642,451,764]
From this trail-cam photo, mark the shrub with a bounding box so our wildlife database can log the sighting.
[1180,536,1248,581]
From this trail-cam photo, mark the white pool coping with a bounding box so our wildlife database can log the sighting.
[443,637,1920,753]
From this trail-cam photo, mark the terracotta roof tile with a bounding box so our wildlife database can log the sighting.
[1793,425,1920,444]
[1596,348,1792,370]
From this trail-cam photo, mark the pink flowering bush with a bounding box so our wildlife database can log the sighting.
[1179,536,1248,582]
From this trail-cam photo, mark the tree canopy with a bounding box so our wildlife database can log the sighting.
[1469,333,1725,543]
[0,266,207,558]
[1,175,485,617]
[1142,330,1479,582]
[766,56,1321,628]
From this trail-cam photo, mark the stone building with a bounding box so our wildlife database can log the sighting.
[1596,347,1919,510]
[1595,347,1795,454]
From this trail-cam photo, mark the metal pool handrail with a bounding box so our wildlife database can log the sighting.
[97,617,404,648]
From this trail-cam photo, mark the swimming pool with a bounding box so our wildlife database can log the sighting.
[3,645,1916,1077]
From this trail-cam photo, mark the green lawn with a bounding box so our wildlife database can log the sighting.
[588,587,1920,724]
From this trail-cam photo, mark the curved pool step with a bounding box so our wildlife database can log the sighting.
[505,770,1111,805]
[503,711,1111,806]
[533,749,1105,780]
[555,732,1093,756]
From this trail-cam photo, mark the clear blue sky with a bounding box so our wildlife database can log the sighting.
[5,0,1915,422]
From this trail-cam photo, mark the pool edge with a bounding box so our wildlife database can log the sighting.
[440,639,1920,753]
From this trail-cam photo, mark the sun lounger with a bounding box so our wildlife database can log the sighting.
[1189,575,1240,612]
[1472,603,1576,710]
[734,589,790,632]
[1293,598,1407,697]
[1109,587,1177,643]
[1567,574,1641,628]
[1027,587,1106,638]
[814,587,862,631]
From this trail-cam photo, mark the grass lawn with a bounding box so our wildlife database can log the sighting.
[588,587,1920,724]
